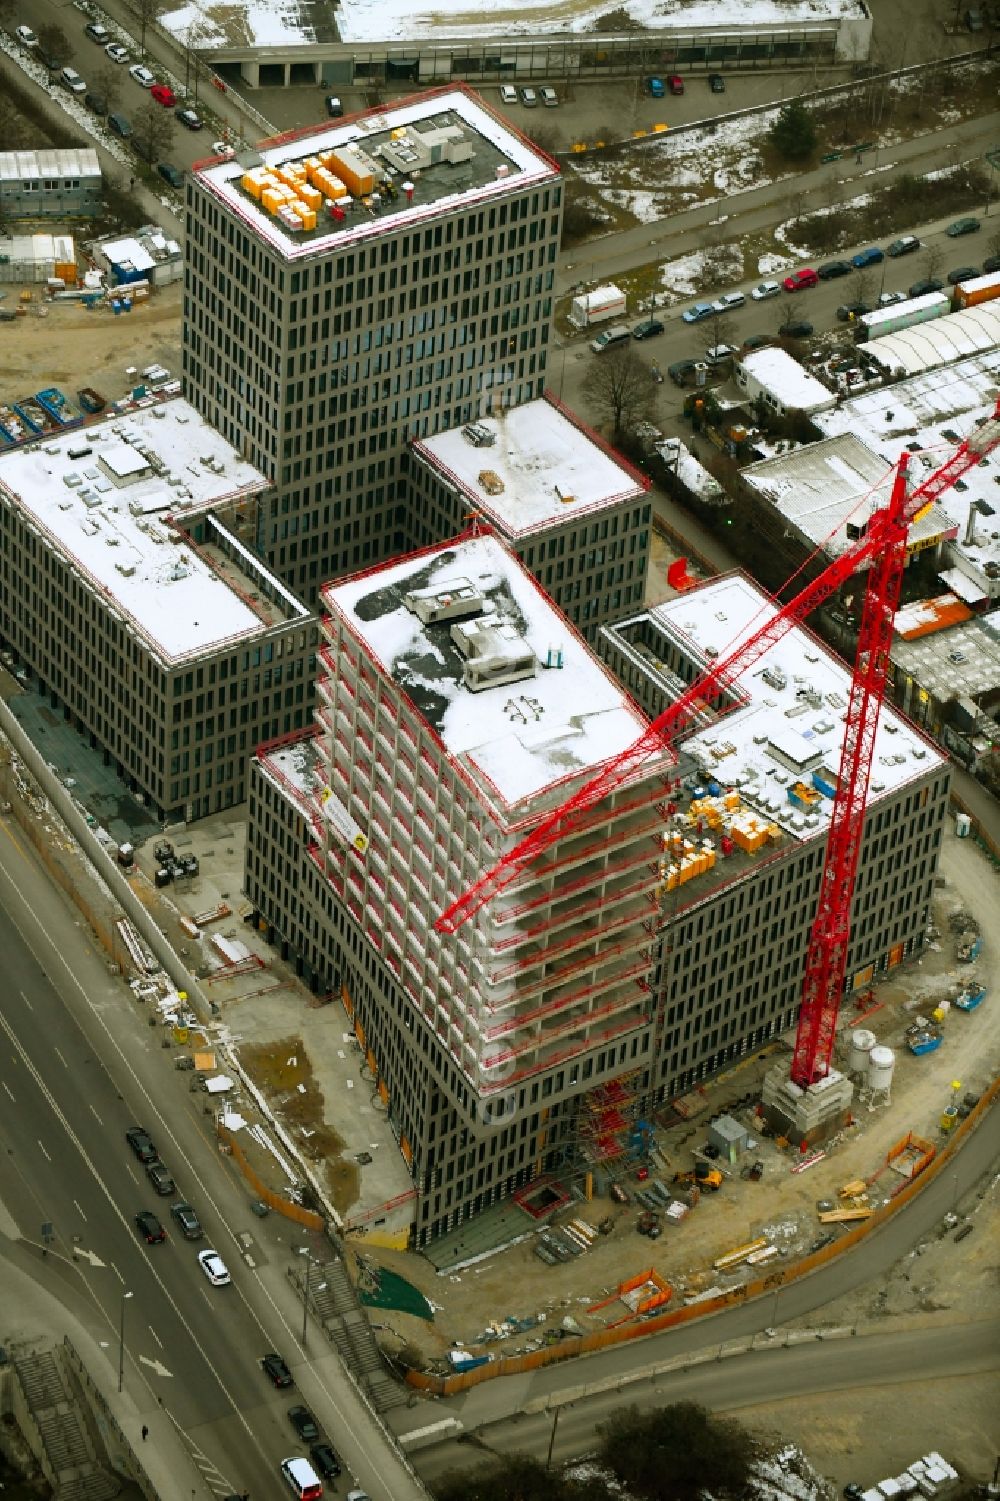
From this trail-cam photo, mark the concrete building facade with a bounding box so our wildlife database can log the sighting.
[407,396,651,637]
[183,88,561,605]
[0,397,315,822]
[0,149,101,219]
[245,552,948,1247]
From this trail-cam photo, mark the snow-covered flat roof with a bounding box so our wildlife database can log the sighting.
[650,574,945,836]
[195,89,558,263]
[333,0,865,43]
[0,148,100,182]
[741,433,956,558]
[814,359,1000,590]
[737,346,836,415]
[261,728,323,814]
[412,399,646,538]
[0,399,280,664]
[655,437,725,505]
[858,303,1000,378]
[326,534,649,812]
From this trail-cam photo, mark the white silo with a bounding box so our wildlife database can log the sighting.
[865,1045,895,1108]
[847,1028,876,1075]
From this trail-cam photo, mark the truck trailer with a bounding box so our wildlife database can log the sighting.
[569,283,627,329]
[855,291,950,340]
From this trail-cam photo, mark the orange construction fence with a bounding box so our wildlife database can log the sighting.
[219,1125,325,1232]
[404,1074,1000,1396]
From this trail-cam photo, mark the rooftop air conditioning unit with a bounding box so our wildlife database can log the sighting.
[405,578,484,626]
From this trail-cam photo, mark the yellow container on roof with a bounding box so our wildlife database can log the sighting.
[299,184,322,210]
[298,206,317,230]
[327,148,374,197]
[261,187,286,214]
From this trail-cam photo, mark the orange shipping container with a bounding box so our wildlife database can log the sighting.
[327,148,374,197]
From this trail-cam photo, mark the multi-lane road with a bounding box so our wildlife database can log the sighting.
[0,816,426,1501]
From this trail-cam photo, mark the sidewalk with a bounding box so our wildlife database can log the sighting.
[0,1240,204,1498]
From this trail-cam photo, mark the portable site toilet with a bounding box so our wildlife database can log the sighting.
[707,1113,748,1164]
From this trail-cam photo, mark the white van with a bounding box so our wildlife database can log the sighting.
[280,1457,323,1499]
[590,324,631,353]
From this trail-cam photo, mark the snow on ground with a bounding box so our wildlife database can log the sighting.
[571,106,787,227]
[333,0,864,42]
[0,36,133,171]
[563,1443,831,1501]
[758,251,795,274]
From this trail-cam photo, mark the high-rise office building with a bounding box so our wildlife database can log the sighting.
[183,87,562,603]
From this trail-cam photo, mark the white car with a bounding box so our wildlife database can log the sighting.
[713,290,746,312]
[61,67,86,93]
[704,342,738,364]
[106,42,129,63]
[751,280,781,301]
[878,289,907,307]
[539,86,558,107]
[499,83,517,105]
[212,140,236,159]
[15,23,38,46]
[198,1249,231,1286]
[129,63,155,87]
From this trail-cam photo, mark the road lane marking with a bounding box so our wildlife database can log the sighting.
[2,1082,14,1102]
[149,1325,163,1349]
[37,1140,51,1162]
[88,1104,103,1125]
[19,990,32,1011]
[53,1046,67,1068]
[73,1199,88,1221]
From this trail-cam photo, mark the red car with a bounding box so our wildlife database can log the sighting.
[150,82,176,107]
[667,74,684,95]
[783,267,819,292]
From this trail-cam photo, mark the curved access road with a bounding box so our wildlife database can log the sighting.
[395,1094,999,1452]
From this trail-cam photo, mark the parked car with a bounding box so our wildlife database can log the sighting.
[15,24,38,46]
[105,42,129,62]
[107,113,132,138]
[783,268,819,291]
[836,301,869,321]
[751,280,781,301]
[708,73,725,92]
[60,67,87,93]
[851,246,884,268]
[887,235,920,257]
[288,1406,320,1443]
[176,107,203,130]
[540,87,558,106]
[780,319,814,338]
[135,1211,166,1244]
[878,289,907,306]
[85,21,110,43]
[212,139,235,159]
[129,63,155,87]
[704,343,738,364]
[126,1126,158,1162]
[947,265,979,285]
[632,317,664,340]
[520,87,537,107]
[151,82,176,106]
[946,217,981,237]
[198,1249,231,1286]
[667,74,684,94]
[325,94,343,117]
[647,77,665,97]
[146,1160,175,1196]
[261,1352,294,1388]
[158,162,185,189]
[170,1202,203,1239]
[668,358,698,385]
[817,259,852,280]
[590,324,630,353]
[713,290,746,312]
[908,277,944,297]
[310,1444,342,1480]
[984,254,1000,274]
[85,91,108,114]
[682,301,717,323]
[499,84,518,105]
[742,333,776,351]
[965,6,984,27]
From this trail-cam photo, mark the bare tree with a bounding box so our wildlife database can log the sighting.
[707,308,738,354]
[91,63,123,112]
[922,244,945,282]
[851,269,875,307]
[36,22,70,69]
[133,100,175,166]
[582,346,655,442]
[986,227,1000,262]
[135,0,164,57]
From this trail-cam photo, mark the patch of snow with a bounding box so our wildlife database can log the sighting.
[758,251,794,274]
[604,189,666,225]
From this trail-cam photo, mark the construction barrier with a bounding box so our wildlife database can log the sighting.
[404,1072,999,1395]
[219,1124,325,1231]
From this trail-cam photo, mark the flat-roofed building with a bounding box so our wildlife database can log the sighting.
[0,396,315,821]
[183,87,562,604]
[245,551,947,1246]
[408,396,651,636]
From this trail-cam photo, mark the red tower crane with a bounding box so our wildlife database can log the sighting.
[436,401,1000,1087]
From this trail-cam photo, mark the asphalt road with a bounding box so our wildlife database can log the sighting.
[0,817,427,1501]
[412,1320,1000,1481]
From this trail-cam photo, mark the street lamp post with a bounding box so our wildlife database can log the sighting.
[297,1249,315,1347]
[118,1290,133,1394]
